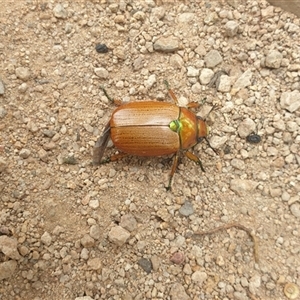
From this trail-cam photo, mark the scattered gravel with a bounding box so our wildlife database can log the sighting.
[0,1,300,299]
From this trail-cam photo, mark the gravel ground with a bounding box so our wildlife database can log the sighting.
[0,1,300,300]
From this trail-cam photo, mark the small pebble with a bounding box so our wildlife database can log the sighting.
[179,201,194,217]
[137,258,152,274]
[246,133,261,144]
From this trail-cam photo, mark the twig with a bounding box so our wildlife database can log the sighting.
[193,222,259,263]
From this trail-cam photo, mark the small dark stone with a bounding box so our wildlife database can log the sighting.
[138,258,152,274]
[95,43,109,53]
[63,155,77,165]
[246,133,261,144]
[224,145,231,154]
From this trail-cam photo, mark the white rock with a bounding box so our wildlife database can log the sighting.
[15,67,31,81]
[187,66,199,77]
[224,20,239,37]
[0,261,18,280]
[265,50,282,69]
[204,50,223,68]
[94,67,109,79]
[290,203,300,218]
[0,236,21,260]
[209,136,228,149]
[217,75,231,92]
[153,36,179,52]
[191,271,208,285]
[0,79,4,94]
[199,68,214,85]
[237,118,256,138]
[41,232,52,246]
[178,12,195,23]
[144,74,156,89]
[230,179,259,196]
[280,90,300,113]
[108,226,130,246]
[232,69,253,94]
[87,257,102,270]
[53,4,68,19]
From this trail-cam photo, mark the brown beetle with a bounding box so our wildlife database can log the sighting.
[93,81,214,190]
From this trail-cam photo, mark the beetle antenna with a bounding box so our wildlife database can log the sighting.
[163,80,170,89]
[100,86,113,102]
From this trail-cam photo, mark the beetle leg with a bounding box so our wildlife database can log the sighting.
[100,86,122,106]
[167,151,180,191]
[164,80,179,105]
[93,121,111,165]
[100,86,113,102]
[184,151,205,172]
[110,152,129,161]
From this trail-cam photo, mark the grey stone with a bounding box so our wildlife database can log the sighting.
[179,201,194,217]
[151,7,165,20]
[0,158,7,173]
[53,3,68,19]
[0,260,17,280]
[265,50,282,69]
[41,232,52,246]
[230,179,259,196]
[108,226,130,246]
[217,74,231,92]
[15,67,31,81]
[169,54,184,69]
[87,257,102,270]
[199,68,214,85]
[204,50,223,68]
[0,79,4,95]
[290,203,300,218]
[119,214,137,232]
[209,135,228,149]
[225,20,239,37]
[150,255,160,271]
[191,271,208,285]
[280,90,300,112]
[232,69,253,94]
[169,283,191,300]
[238,118,256,138]
[177,13,195,23]
[231,158,245,170]
[89,225,101,240]
[94,67,109,79]
[0,107,7,118]
[153,36,180,52]
[19,148,31,159]
[191,82,202,94]
[187,66,199,77]
[81,234,95,248]
[0,236,21,260]
[137,258,152,274]
[144,74,156,89]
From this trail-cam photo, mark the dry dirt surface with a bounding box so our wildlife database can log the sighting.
[0,1,300,300]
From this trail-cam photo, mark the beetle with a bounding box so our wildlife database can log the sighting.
[93,81,215,190]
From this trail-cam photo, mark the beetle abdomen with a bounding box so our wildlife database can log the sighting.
[111,126,179,156]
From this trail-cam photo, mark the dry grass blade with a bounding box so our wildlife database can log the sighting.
[193,222,259,263]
